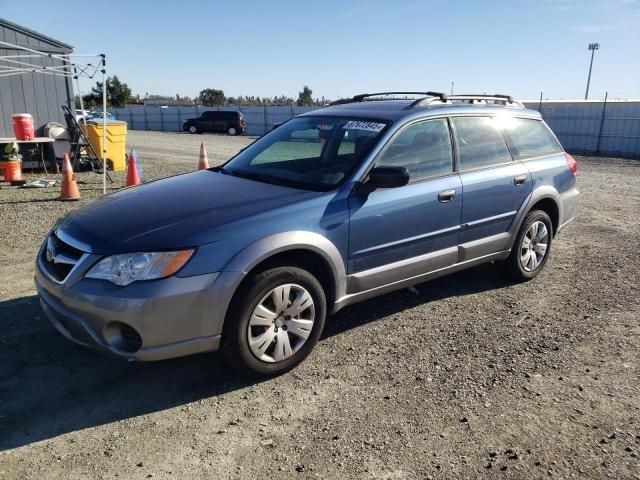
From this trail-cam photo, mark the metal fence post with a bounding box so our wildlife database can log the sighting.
[538,91,543,115]
[263,105,268,135]
[595,91,608,155]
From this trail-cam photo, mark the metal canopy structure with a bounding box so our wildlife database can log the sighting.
[0,39,109,193]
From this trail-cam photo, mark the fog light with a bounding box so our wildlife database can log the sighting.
[104,322,142,353]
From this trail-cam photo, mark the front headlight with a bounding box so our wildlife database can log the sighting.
[85,250,194,286]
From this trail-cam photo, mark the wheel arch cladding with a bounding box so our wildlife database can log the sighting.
[222,231,347,310]
[529,197,559,236]
[238,249,336,308]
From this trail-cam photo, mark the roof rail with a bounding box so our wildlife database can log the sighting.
[446,94,523,107]
[330,91,447,106]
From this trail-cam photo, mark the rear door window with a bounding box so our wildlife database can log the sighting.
[452,117,512,171]
[501,118,563,159]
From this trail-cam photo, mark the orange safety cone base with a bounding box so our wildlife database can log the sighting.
[60,153,80,201]
[126,153,141,187]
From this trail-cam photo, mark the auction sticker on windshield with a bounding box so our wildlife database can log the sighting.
[342,121,386,132]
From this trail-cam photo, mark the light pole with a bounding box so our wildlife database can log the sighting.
[584,43,599,100]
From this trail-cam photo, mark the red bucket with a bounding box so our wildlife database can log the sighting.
[12,114,35,141]
[1,161,22,182]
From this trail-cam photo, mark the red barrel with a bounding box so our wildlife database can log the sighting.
[12,114,35,140]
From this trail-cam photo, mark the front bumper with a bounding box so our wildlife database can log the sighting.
[35,246,229,361]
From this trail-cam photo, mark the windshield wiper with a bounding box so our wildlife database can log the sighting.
[222,167,318,190]
[224,168,272,183]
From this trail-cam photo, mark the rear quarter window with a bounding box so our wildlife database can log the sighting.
[502,118,563,159]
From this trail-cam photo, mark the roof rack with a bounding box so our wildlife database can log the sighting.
[330,91,447,106]
[328,92,524,109]
[445,94,523,107]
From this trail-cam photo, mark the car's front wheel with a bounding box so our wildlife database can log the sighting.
[188,124,198,134]
[503,210,552,281]
[221,266,326,376]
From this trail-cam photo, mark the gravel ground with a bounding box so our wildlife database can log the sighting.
[0,130,639,479]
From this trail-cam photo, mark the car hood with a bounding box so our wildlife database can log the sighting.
[56,170,318,254]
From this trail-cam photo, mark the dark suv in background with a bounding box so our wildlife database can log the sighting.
[183,111,246,135]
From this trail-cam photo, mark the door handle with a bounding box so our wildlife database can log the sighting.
[438,189,456,203]
[514,174,528,186]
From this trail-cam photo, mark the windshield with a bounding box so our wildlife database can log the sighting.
[223,116,389,191]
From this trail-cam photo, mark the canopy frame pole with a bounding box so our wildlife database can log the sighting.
[101,55,107,195]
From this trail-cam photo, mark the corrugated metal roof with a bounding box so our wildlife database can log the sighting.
[0,18,73,51]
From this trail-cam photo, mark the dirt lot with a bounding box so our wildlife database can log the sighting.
[1,131,639,479]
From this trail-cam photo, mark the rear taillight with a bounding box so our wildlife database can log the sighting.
[565,153,577,175]
[240,118,245,126]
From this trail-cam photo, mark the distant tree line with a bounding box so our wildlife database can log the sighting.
[76,78,331,109]
[79,76,134,108]
[198,85,326,107]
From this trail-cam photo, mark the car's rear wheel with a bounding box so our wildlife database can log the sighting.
[503,210,552,281]
[227,126,238,136]
[188,125,198,134]
[221,266,326,376]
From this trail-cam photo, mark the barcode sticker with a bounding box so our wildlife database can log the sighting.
[342,121,386,132]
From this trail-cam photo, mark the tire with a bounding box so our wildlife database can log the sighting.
[502,210,553,282]
[188,124,198,134]
[221,266,326,376]
[227,126,238,136]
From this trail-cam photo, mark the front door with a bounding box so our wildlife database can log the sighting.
[348,118,462,293]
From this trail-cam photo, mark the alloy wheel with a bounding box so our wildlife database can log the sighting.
[520,220,549,272]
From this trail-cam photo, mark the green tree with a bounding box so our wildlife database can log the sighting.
[82,75,133,108]
[199,88,226,106]
[297,85,313,106]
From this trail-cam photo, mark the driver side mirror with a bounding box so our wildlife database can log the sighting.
[368,166,410,189]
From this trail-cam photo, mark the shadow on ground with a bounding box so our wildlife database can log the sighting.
[0,263,510,451]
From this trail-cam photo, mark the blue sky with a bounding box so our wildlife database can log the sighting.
[2,0,639,100]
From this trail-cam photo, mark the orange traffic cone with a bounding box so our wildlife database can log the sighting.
[60,153,80,201]
[198,142,209,170]
[126,151,141,187]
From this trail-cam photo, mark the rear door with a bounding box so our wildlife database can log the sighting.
[215,112,233,132]
[452,116,532,260]
[199,111,216,132]
[348,118,462,292]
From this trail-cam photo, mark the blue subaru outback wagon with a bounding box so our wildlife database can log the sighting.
[36,92,579,376]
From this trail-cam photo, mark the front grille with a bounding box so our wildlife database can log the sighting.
[41,232,86,282]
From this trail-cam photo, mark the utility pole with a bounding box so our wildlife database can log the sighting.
[584,43,600,100]
[450,82,454,95]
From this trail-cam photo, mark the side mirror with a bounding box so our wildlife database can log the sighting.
[368,166,410,189]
